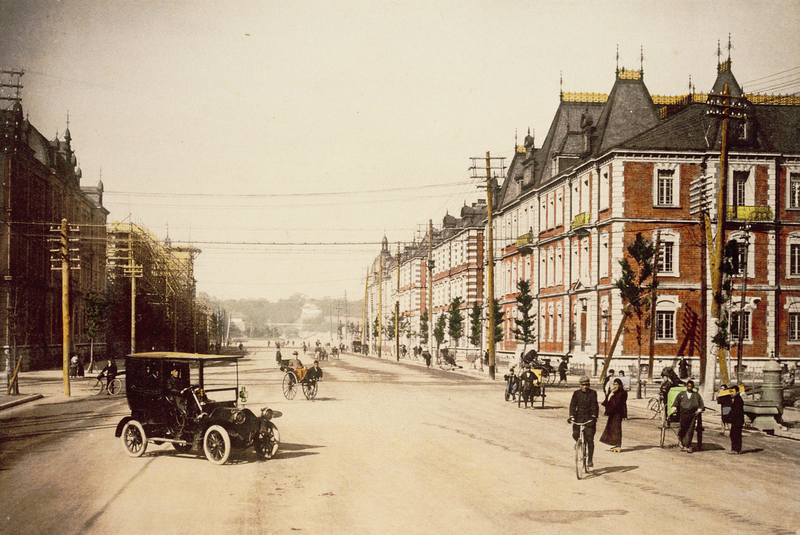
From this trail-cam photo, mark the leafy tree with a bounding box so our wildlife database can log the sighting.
[85,292,112,372]
[434,313,447,351]
[512,280,536,356]
[712,240,740,350]
[386,310,397,341]
[469,303,482,347]
[419,311,429,345]
[447,297,464,346]
[372,317,379,341]
[490,298,504,344]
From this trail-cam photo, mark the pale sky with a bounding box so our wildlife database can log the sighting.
[2,0,799,301]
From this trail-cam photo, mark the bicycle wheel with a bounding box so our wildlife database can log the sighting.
[282,373,297,400]
[647,397,662,419]
[108,378,122,395]
[575,437,587,480]
[302,381,318,400]
[88,378,104,395]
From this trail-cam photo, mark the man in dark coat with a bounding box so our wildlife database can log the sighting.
[569,375,599,467]
[726,386,745,454]
[672,379,704,453]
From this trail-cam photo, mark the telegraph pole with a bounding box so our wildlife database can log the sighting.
[470,152,505,380]
[50,219,80,396]
[361,271,368,351]
[396,243,401,361]
[378,253,383,358]
[705,82,748,390]
[428,220,434,359]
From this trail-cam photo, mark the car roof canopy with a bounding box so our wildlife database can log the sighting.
[127,351,242,363]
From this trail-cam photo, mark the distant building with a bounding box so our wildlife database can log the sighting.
[0,101,108,369]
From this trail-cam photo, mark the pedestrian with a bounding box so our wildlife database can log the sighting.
[569,376,599,468]
[672,379,704,453]
[69,354,79,378]
[558,358,568,386]
[600,378,628,452]
[422,350,432,368]
[77,354,85,377]
[602,369,615,397]
[727,385,745,454]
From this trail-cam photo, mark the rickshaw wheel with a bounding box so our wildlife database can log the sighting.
[282,372,298,400]
[302,381,318,400]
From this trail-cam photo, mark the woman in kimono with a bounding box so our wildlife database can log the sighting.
[600,378,628,452]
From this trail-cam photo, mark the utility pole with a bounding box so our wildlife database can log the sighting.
[361,271,368,351]
[705,82,748,391]
[736,226,751,383]
[470,152,505,380]
[109,225,143,354]
[378,253,383,358]
[690,165,713,384]
[646,232,660,395]
[428,220,434,359]
[396,243,401,362]
[50,219,80,396]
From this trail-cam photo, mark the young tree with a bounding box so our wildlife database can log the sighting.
[419,310,429,345]
[469,303,482,347]
[386,310,397,341]
[512,280,537,357]
[605,232,658,380]
[491,298,504,345]
[434,313,447,352]
[85,292,112,372]
[447,296,464,346]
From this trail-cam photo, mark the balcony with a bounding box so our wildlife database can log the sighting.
[571,212,591,229]
[515,231,534,253]
[727,205,773,222]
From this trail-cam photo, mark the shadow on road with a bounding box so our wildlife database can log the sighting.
[585,464,638,478]
[275,442,324,459]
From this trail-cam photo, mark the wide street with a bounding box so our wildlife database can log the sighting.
[1,345,799,535]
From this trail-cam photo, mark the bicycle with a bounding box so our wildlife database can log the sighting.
[87,374,122,395]
[570,419,594,480]
[647,395,664,420]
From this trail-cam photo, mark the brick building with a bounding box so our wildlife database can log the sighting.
[0,100,108,369]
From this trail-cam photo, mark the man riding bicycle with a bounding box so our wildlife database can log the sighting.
[99,359,118,394]
[568,375,599,467]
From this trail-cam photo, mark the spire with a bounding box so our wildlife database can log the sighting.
[639,46,644,77]
[559,71,563,101]
[615,44,619,76]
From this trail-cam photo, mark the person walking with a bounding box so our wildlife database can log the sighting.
[602,369,615,397]
[672,379,704,453]
[727,386,745,454]
[557,358,568,387]
[569,376,599,467]
[600,378,628,452]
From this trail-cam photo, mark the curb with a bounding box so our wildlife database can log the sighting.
[0,394,44,411]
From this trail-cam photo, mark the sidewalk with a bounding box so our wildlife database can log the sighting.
[0,368,104,411]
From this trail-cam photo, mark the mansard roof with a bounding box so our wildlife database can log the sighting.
[591,70,659,155]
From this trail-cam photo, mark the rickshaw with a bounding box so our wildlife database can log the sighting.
[115,352,280,465]
[280,358,318,400]
[659,385,703,450]
[518,367,546,408]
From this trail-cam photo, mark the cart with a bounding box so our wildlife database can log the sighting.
[659,385,703,450]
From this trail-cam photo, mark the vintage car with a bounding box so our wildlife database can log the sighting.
[115,352,280,465]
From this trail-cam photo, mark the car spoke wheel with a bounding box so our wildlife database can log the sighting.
[121,420,148,458]
[203,425,231,465]
[255,422,280,460]
[282,373,297,400]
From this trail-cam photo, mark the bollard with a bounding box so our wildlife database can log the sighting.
[760,358,783,414]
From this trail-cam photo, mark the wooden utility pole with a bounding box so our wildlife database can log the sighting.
[705,82,747,389]
[428,220,434,359]
[378,254,383,358]
[646,232,660,386]
[485,152,496,380]
[361,271,368,351]
[61,219,71,396]
[396,244,401,362]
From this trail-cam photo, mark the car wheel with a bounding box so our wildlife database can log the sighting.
[255,422,280,460]
[121,420,148,458]
[203,425,231,465]
[173,442,193,454]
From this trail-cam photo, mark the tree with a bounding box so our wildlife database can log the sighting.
[469,303,482,347]
[434,313,447,352]
[490,298,503,345]
[604,233,658,380]
[85,292,112,372]
[512,279,536,356]
[447,297,464,346]
[711,240,740,351]
[419,311,429,345]
[386,310,397,341]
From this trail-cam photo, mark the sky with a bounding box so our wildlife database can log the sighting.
[1,0,799,302]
